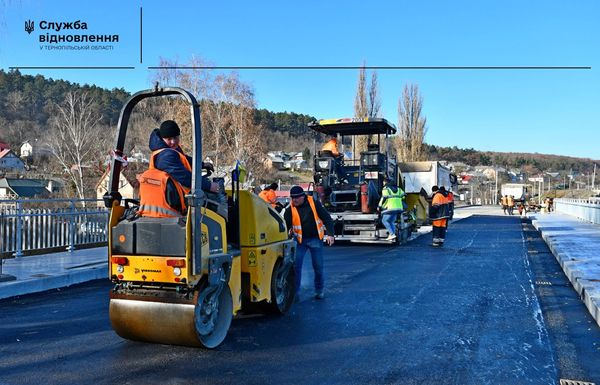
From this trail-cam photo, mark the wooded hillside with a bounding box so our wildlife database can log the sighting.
[0,69,596,181]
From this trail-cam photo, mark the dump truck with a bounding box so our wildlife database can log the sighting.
[500,183,531,201]
[398,161,458,226]
[308,117,414,244]
[103,86,296,348]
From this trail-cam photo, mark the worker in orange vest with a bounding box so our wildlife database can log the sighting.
[507,195,515,215]
[429,185,450,247]
[441,186,454,221]
[284,185,334,300]
[138,120,219,218]
[259,182,279,209]
[321,134,347,184]
[321,134,340,157]
[501,195,508,215]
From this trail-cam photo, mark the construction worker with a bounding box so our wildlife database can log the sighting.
[518,201,526,216]
[429,185,449,247]
[259,182,280,210]
[321,134,347,184]
[440,186,454,229]
[501,195,508,215]
[139,120,219,217]
[377,177,406,241]
[507,195,515,215]
[284,185,334,300]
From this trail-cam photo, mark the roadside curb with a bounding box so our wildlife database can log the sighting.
[0,263,107,301]
[531,217,600,328]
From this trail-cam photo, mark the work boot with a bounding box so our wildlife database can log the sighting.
[314,291,324,300]
[385,234,397,241]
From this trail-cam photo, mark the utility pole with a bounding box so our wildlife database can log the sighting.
[494,168,498,205]
[593,163,596,190]
[470,183,474,205]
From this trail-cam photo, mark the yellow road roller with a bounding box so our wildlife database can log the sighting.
[103,86,296,348]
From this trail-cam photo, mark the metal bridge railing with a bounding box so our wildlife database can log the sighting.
[555,197,600,226]
[0,198,109,258]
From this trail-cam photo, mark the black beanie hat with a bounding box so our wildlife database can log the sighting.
[159,120,181,138]
[268,182,279,190]
[290,185,305,198]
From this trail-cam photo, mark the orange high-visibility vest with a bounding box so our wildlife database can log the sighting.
[259,189,277,208]
[507,196,514,206]
[321,139,340,157]
[138,148,191,218]
[432,192,448,227]
[290,196,325,244]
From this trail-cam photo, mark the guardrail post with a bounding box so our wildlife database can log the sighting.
[67,199,76,252]
[14,200,24,258]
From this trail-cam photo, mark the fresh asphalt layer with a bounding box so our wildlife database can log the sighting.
[1,208,599,384]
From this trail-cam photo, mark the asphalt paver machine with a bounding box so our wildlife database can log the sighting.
[103,86,296,348]
[309,118,414,244]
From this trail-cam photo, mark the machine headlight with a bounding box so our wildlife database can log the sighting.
[117,265,125,273]
[318,161,329,169]
[173,267,182,276]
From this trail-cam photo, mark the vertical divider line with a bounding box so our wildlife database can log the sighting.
[140,6,143,64]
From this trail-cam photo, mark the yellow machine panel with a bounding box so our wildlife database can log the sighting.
[240,243,282,302]
[200,208,227,254]
[111,255,188,283]
[405,193,429,226]
[235,190,288,247]
[229,255,242,313]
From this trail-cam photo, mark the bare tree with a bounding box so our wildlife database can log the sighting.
[49,91,105,201]
[368,72,381,118]
[354,65,368,119]
[214,73,265,173]
[202,74,236,168]
[353,65,381,155]
[149,56,267,179]
[395,84,427,162]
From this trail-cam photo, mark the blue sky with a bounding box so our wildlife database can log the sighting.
[1,0,598,159]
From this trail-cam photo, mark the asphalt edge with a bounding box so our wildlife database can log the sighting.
[531,218,600,328]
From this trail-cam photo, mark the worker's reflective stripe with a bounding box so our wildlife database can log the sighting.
[382,193,405,198]
[292,225,303,243]
[138,204,182,218]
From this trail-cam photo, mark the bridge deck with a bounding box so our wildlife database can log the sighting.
[0,206,598,328]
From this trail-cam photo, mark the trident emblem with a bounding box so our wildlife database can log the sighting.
[25,20,34,34]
